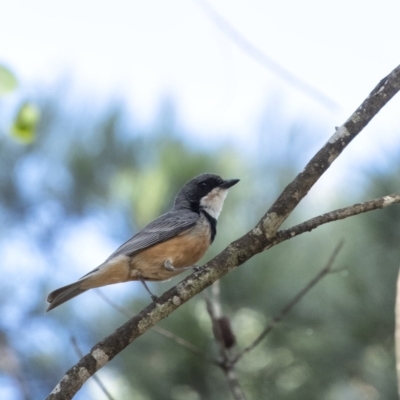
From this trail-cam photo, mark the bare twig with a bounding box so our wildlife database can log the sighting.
[70,337,115,400]
[205,283,246,400]
[195,0,339,111]
[274,194,400,246]
[95,290,214,364]
[47,64,400,400]
[232,241,344,364]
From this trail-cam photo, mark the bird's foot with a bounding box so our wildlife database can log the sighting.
[151,294,160,302]
[139,276,160,302]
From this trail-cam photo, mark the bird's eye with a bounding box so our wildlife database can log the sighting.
[200,182,208,188]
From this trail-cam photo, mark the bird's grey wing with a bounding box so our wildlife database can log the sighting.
[105,210,199,261]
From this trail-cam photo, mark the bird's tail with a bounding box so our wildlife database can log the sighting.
[46,281,88,312]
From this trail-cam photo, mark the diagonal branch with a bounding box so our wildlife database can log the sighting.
[274,193,400,246]
[70,337,115,400]
[47,64,400,400]
[95,289,215,364]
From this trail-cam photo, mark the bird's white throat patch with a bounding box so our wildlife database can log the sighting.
[200,188,228,219]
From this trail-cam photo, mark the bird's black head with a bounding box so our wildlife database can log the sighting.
[174,173,239,218]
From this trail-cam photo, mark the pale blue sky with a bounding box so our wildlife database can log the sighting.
[2,0,400,144]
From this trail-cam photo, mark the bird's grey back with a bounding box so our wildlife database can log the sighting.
[105,210,199,261]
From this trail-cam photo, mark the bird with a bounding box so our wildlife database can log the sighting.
[46,173,239,311]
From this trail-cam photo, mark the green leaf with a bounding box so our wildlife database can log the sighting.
[0,65,18,94]
[10,103,40,144]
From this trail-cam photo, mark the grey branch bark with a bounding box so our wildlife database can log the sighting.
[70,337,115,400]
[274,193,400,246]
[47,64,400,400]
[95,289,215,363]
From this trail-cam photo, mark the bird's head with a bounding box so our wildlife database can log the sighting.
[174,173,239,219]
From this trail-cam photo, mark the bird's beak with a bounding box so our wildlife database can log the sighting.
[220,179,240,189]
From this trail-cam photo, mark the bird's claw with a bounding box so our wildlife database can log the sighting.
[151,294,160,302]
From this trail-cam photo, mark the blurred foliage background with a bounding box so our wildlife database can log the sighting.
[1,70,400,400]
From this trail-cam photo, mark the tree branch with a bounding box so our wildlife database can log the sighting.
[95,289,215,364]
[70,337,115,400]
[274,193,400,246]
[47,64,400,400]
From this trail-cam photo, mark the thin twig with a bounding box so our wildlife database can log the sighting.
[195,0,339,111]
[70,337,115,400]
[274,194,400,247]
[232,241,344,363]
[95,290,215,364]
[205,283,246,400]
